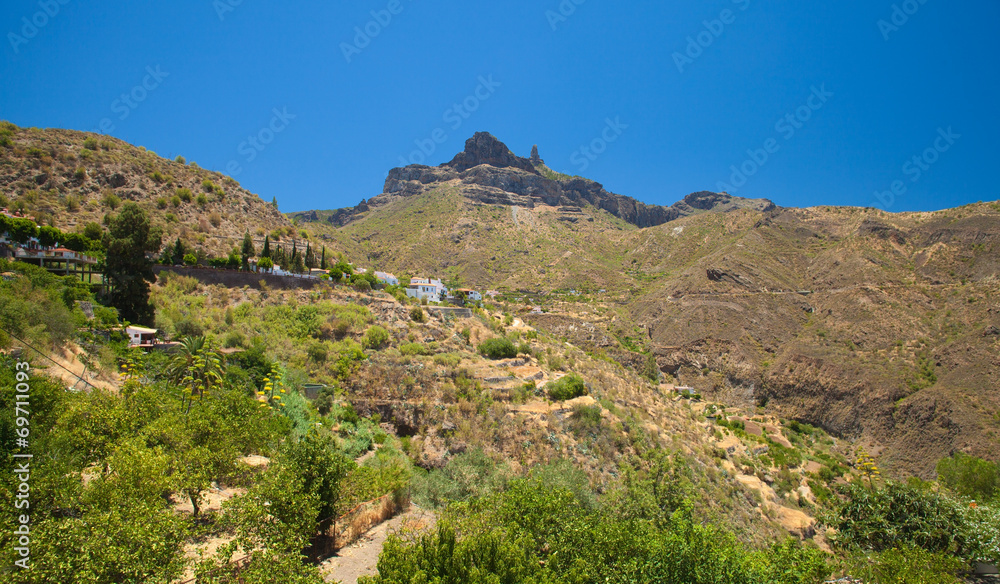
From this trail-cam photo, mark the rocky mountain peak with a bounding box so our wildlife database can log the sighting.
[530,144,544,165]
[443,132,539,174]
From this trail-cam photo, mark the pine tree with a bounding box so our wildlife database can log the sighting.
[292,253,305,274]
[271,196,278,209]
[105,203,161,325]
[241,231,255,271]
[171,237,185,265]
[320,247,327,270]
[291,240,298,262]
[261,234,271,259]
[305,243,315,270]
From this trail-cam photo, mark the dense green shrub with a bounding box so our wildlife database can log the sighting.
[433,352,462,367]
[839,545,966,584]
[478,337,516,360]
[965,502,1000,564]
[546,374,587,401]
[828,482,969,556]
[399,342,432,357]
[936,452,999,503]
[361,325,390,350]
[409,306,426,323]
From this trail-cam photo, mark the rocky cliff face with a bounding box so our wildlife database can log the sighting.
[328,132,775,228]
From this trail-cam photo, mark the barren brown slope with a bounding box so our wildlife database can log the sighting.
[621,203,1000,477]
[0,123,294,256]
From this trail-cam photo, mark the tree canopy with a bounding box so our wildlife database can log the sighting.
[104,202,161,325]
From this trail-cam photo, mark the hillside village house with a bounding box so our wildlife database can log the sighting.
[375,271,399,286]
[126,326,158,348]
[450,288,483,302]
[406,277,448,302]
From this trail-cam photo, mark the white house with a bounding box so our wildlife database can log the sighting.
[126,326,158,348]
[450,288,482,302]
[406,277,447,302]
[375,271,399,286]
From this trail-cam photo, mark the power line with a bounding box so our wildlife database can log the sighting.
[0,326,99,391]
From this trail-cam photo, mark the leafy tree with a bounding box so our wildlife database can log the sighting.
[333,260,353,278]
[258,256,274,273]
[937,452,1000,502]
[224,430,352,549]
[82,221,104,241]
[183,253,198,266]
[7,217,38,244]
[38,225,62,247]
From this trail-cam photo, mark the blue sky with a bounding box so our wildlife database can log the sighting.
[1,0,997,213]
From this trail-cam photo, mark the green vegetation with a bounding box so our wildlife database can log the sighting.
[477,337,516,360]
[0,260,102,349]
[104,202,161,325]
[546,374,587,401]
[936,452,999,502]
[361,325,390,350]
[365,461,829,584]
[399,342,433,356]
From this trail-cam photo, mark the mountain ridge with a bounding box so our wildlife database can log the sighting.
[304,132,776,229]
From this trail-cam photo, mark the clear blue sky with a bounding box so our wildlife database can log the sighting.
[2,0,997,213]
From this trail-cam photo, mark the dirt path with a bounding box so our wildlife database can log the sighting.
[320,506,436,584]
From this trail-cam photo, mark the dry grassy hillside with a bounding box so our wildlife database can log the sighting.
[0,122,294,256]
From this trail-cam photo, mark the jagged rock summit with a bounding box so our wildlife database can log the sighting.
[445,132,539,174]
[327,132,775,228]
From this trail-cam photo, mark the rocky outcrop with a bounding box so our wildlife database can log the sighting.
[444,132,539,174]
[530,144,544,165]
[328,132,776,229]
[673,191,776,215]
